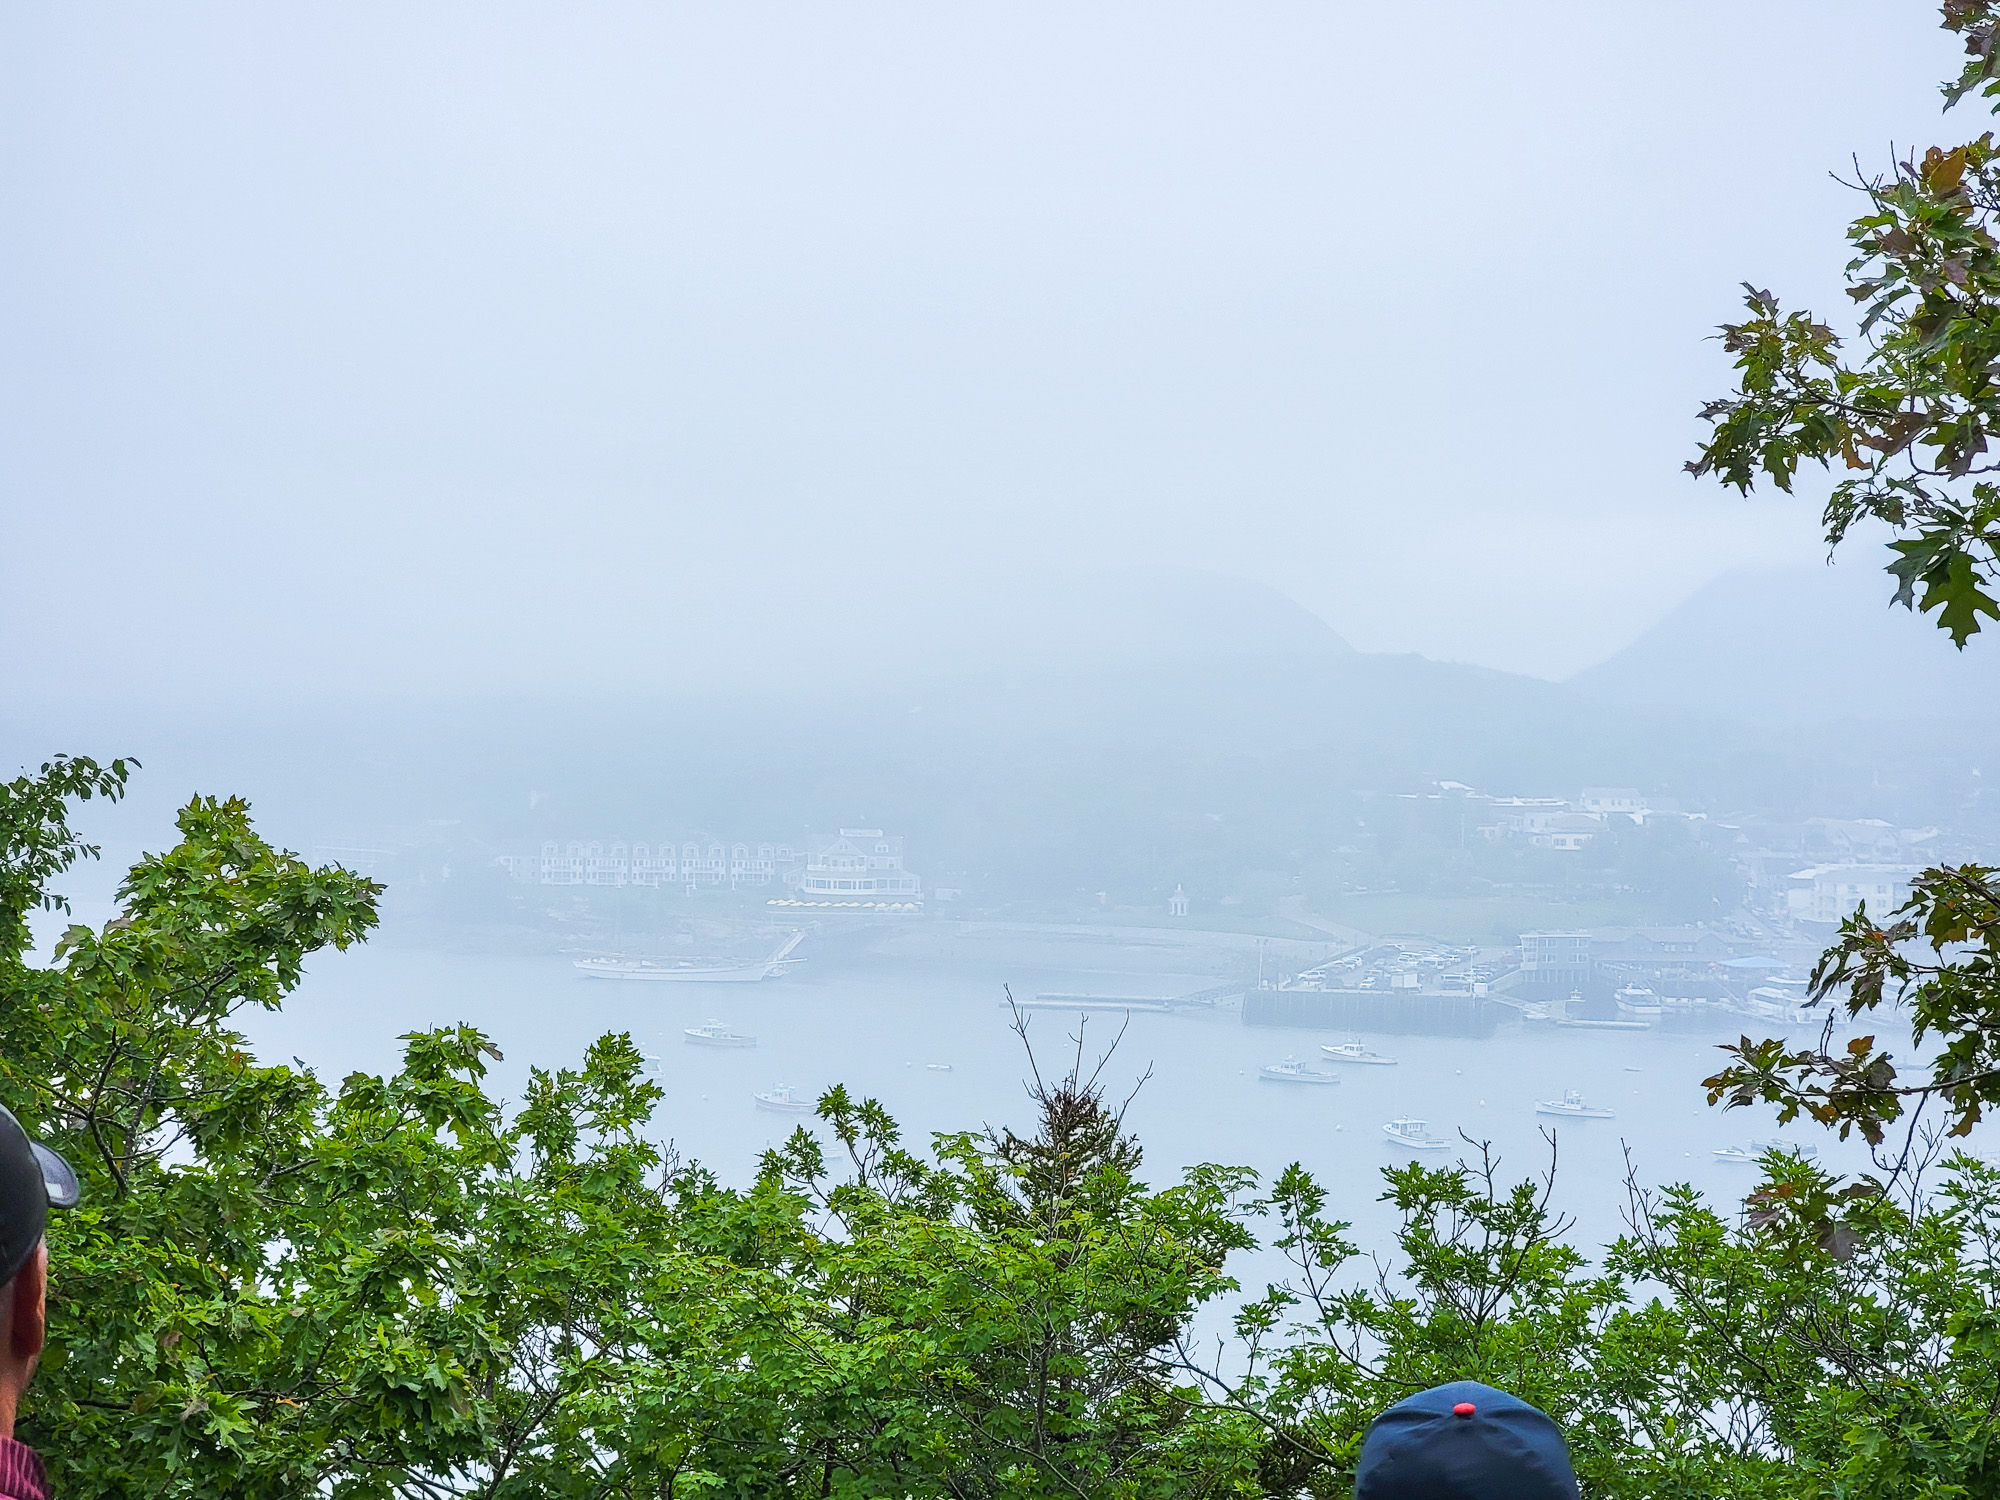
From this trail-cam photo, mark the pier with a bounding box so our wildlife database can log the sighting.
[1244,988,1498,1039]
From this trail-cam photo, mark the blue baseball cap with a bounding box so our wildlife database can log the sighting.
[1354,1381,1578,1500]
[0,1104,78,1288]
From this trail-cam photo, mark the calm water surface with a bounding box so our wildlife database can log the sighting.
[265,941,1875,1301]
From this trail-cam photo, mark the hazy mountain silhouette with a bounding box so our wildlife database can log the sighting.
[8,568,1989,900]
[1568,564,2000,726]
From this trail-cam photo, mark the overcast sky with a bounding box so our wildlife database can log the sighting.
[0,3,1971,703]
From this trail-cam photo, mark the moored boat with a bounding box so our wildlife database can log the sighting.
[684,1020,757,1048]
[754,1084,815,1113]
[576,931,804,983]
[1259,1055,1340,1085]
[1384,1117,1450,1150]
[1534,1089,1615,1120]
[1715,1139,1822,1164]
[1320,1040,1397,1066]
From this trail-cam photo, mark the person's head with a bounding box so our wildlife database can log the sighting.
[0,1106,77,1371]
[1354,1381,1578,1500]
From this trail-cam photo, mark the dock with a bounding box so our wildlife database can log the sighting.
[1016,993,1179,1013]
[1244,988,1497,1039]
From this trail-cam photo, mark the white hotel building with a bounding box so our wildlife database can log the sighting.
[499,838,800,889]
[500,828,922,902]
[794,830,922,901]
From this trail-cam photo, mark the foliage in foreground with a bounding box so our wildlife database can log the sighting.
[10,757,2000,1497]
[1687,2,2000,1194]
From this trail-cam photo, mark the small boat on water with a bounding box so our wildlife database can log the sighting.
[1260,1055,1340,1085]
[684,1020,757,1048]
[926,1063,953,1072]
[1757,1137,1819,1160]
[576,932,804,984]
[754,1084,815,1114]
[1712,1144,1824,1168]
[1717,1138,1821,1163]
[1320,1040,1397,1066]
[1535,1089,1615,1120]
[1384,1117,1450,1150]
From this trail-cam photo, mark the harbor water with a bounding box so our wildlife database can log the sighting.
[263,940,1880,1300]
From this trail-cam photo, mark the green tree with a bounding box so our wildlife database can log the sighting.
[721,1016,1265,1496]
[1689,2,2000,1151]
[0,757,1264,1495]
[1687,2,2000,647]
[1198,1136,2000,1499]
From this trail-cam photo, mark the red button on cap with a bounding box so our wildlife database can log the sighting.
[1453,1402,1477,1418]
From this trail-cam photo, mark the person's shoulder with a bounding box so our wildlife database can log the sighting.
[0,1437,48,1500]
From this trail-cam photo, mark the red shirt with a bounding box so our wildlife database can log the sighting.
[0,1439,46,1500]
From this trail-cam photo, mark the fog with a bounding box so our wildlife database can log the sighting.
[1,1,1972,714]
[5,4,1997,1289]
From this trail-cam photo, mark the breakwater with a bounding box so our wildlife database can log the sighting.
[1244,988,1498,1039]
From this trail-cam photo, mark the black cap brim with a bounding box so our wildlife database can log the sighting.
[31,1144,78,1210]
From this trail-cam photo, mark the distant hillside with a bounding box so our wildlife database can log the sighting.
[8,567,1991,910]
[1567,564,2000,726]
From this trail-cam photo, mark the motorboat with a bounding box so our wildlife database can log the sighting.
[754,1084,815,1114]
[1715,1139,1821,1164]
[1320,1040,1397,1066]
[1614,986,1663,1018]
[1383,1117,1450,1150]
[926,1063,953,1072]
[1534,1090,1615,1120]
[1259,1056,1340,1084]
[684,1020,757,1048]
[576,931,804,983]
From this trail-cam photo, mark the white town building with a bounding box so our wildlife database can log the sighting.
[1785,864,1922,925]
[795,829,922,901]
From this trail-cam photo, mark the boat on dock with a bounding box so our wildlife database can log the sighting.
[1259,1055,1340,1085]
[1614,986,1663,1019]
[1383,1117,1451,1150]
[754,1084,815,1114]
[684,1020,757,1048]
[575,931,804,983]
[1320,1040,1397,1066]
[1535,1089,1615,1120]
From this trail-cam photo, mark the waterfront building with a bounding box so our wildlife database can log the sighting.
[1530,813,1605,851]
[795,829,922,901]
[1577,788,1648,817]
[499,836,803,889]
[1785,864,1921,925]
[1519,931,1592,996]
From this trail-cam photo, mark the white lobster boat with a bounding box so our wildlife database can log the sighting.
[1535,1089,1615,1120]
[1320,1040,1397,1066]
[1259,1055,1340,1085]
[754,1084,815,1114]
[684,1020,757,1048]
[576,931,803,983]
[1384,1117,1450,1150]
